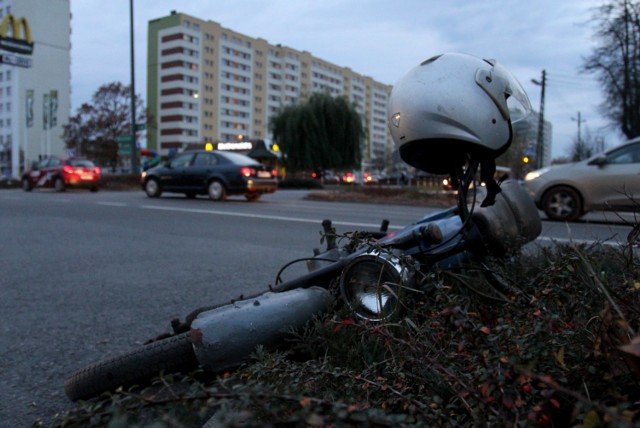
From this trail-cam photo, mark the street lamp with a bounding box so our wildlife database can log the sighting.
[129,0,139,174]
[531,70,546,169]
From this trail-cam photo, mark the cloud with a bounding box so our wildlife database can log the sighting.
[70,0,624,160]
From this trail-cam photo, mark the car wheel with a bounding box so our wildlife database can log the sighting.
[145,178,162,198]
[208,180,226,201]
[21,178,32,192]
[54,177,66,192]
[245,193,261,202]
[541,186,583,221]
[90,186,99,193]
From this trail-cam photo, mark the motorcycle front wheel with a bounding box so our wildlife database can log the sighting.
[64,332,198,401]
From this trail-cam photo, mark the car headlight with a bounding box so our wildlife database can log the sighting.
[524,167,551,182]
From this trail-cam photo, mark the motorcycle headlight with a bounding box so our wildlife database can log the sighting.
[339,252,413,322]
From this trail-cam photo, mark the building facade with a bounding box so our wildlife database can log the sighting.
[147,11,393,169]
[0,0,70,179]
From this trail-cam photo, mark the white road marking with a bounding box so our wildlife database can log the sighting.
[97,202,127,207]
[140,204,404,230]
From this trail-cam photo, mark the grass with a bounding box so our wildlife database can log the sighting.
[51,236,640,427]
[306,184,457,207]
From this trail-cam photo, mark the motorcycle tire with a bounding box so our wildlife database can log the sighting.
[64,331,198,401]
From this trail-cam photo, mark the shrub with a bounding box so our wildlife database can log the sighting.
[277,178,323,189]
[100,174,140,190]
[54,242,640,427]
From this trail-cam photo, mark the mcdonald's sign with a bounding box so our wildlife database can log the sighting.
[0,14,33,55]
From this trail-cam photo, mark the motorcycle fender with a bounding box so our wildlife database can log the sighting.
[190,286,332,372]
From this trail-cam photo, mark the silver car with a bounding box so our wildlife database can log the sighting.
[524,137,640,221]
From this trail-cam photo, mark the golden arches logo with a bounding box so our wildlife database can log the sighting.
[0,14,34,55]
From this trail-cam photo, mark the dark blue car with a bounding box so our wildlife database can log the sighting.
[141,150,277,201]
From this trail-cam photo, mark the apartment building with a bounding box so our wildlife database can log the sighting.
[147,11,393,169]
[0,0,70,179]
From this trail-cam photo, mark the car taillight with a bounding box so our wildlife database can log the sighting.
[63,165,74,174]
[94,167,101,175]
[240,167,254,177]
[271,169,277,177]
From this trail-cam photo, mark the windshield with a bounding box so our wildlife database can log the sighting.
[67,159,95,168]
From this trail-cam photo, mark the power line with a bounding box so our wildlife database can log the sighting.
[545,73,599,89]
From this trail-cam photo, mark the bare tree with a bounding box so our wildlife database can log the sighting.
[63,82,151,166]
[566,126,605,161]
[582,0,640,139]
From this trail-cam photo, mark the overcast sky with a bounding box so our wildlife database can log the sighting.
[70,0,621,160]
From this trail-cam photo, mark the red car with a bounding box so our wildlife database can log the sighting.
[21,156,101,192]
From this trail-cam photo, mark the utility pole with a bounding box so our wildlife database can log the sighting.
[572,111,586,145]
[129,0,138,174]
[531,70,546,169]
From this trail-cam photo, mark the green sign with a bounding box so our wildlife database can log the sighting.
[116,135,134,156]
[135,124,146,131]
[117,145,132,156]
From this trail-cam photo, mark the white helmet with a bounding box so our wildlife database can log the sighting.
[388,53,531,174]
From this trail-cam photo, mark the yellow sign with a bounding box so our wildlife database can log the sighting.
[0,14,33,55]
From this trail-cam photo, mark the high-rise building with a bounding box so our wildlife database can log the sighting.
[147,11,393,169]
[0,0,70,179]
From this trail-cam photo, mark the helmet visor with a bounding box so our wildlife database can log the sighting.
[476,60,532,124]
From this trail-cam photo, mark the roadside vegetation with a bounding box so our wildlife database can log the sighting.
[52,227,640,427]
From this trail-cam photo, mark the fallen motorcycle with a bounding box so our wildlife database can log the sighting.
[64,173,540,401]
[65,52,538,402]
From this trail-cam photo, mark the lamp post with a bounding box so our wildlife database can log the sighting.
[531,70,546,169]
[129,0,138,174]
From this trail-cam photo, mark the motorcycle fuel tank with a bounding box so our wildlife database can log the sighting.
[190,286,332,372]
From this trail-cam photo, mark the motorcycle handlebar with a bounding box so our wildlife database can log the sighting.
[271,257,349,293]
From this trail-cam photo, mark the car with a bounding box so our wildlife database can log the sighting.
[523,138,640,221]
[21,156,101,192]
[140,150,277,201]
[443,166,511,191]
[341,172,357,184]
[363,173,379,184]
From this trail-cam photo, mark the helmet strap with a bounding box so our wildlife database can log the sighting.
[479,158,501,207]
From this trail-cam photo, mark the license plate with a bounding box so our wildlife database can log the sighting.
[257,171,271,178]
[81,175,93,180]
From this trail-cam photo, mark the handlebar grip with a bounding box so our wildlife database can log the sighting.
[383,223,443,248]
[422,223,443,244]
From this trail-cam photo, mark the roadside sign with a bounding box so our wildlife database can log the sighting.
[117,135,134,156]
[117,144,132,156]
[116,135,133,143]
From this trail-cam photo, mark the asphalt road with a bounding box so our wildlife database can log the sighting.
[0,188,635,427]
